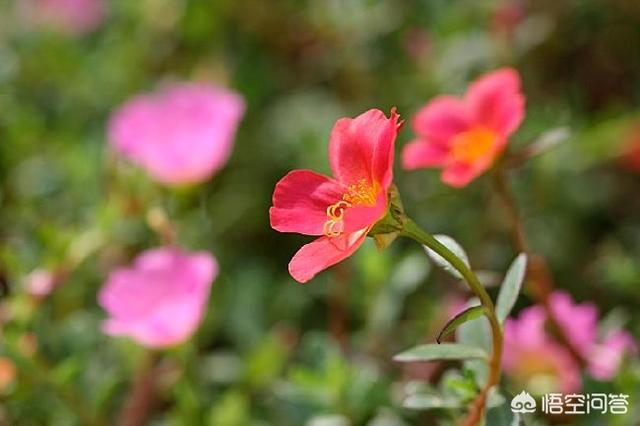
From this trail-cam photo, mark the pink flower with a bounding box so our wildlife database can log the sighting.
[492,0,525,37]
[108,83,245,186]
[621,126,640,172]
[270,109,401,283]
[19,0,105,35]
[24,269,57,298]
[402,68,525,187]
[98,248,217,348]
[503,291,636,393]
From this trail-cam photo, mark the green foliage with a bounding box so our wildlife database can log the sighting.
[495,254,528,324]
[437,305,486,344]
[393,343,488,363]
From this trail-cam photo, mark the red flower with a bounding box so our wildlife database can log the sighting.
[402,68,525,187]
[270,109,401,283]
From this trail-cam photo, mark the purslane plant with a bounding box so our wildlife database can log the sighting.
[269,107,525,424]
[270,109,401,283]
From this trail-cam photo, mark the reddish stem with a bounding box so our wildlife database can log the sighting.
[116,351,159,426]
[492,167,587,367]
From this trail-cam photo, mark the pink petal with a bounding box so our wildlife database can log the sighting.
[587,331,636,380]
[441,162,482,188]
[328,109,399,189]
[98,248,216,348]
[549,291,597,355]
[108,83,245,186]
[21,0,105,35]
[402,139,449,169]
[270,170,345,235]
[342,191,388,233]
[288,229,368,283]
[465,68,525,136]
[371,108,401,189]
[411,96,471,145]
[502,306,582,394]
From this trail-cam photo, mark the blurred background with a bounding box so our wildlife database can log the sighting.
[1,0,639,425]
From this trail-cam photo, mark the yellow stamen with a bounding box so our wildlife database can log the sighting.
[323,179,378,238]
[451,127,497,163]
[323,200,351,237]
[343,179,377,206]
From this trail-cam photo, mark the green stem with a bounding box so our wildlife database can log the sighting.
[400,218,503,423]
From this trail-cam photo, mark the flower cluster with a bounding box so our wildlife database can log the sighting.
[502,291,636,394]
[97,82,244,348]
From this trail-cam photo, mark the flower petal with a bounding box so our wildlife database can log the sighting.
[411,96,471,145]
[402,139,449,169]
[342,191,387,233]
[587,331,636,380]
[270,170,345,235]
[328,109,399,189]
[108,83,245,186]
[288,229,368,283]
[465,68,525,136]
[98,248,216,348]
[441,162,483,188]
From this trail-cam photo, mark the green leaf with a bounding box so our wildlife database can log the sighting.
[516,127,570,163]
[436,305,486,344]
[423,234,470,279]
[393,343,488,363]
[495,254,528,323]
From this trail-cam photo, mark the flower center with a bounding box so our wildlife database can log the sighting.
[451,127,497,163]
[323,179,377,237]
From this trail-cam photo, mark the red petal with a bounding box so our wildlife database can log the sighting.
[328,109,399,189]
[411,96,471,146]
[441,162,481,188]
[342,191,387,233]
[270,170,344,235]
[288,229,368,283]
[402,139,449,169]
[466,68,525,137]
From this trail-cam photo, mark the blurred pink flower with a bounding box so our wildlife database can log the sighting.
[403,27,432,64]
[109,83,245,186]
[492,0,525,37]
[24,269,56,297]
[270,109,401,283]
[20,0,105,35]
[503,291,636,393]
[402,68,525,187]
[621,127,640,172]
[98,248,217,348]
